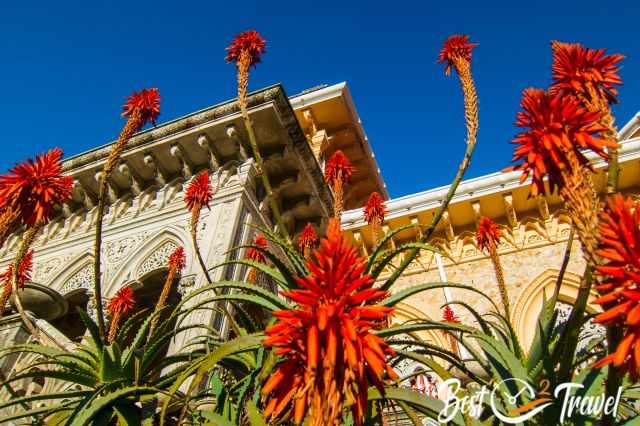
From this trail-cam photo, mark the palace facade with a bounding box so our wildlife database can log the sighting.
[1,81,639,406]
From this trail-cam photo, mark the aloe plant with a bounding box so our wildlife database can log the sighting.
[0,303,214,425]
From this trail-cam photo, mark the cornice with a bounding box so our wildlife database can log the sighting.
[62,85,284,173]
[342,137,640,228]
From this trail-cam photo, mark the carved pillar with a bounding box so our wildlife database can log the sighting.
[176,275,197,296]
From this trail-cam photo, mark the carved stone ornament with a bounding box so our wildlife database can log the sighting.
[136,241,179,278]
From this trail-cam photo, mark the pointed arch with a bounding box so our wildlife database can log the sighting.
[49,252,94,296]
[512,268,602,352]
[106,227,190,297]
[392,302,449,349]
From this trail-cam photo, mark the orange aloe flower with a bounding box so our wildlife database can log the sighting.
[437,34,479,151]
[247,234,268,263]
[324,150,354,219]
[475,216,501,252]
[0,148,73,226]
[0,250,33,317]
[183,170,214,284]
[442,304,460,324]
[550,41,624,105]
[476,216,511,317]
[107,285,136,343]
[437,34,477,76]
[149,246,186,336]
[168,246,186,272]
[507,88,613,196]
[184,171,212,213]
[246,234,268,283]
[442,304,461,356]
[261,220,396,425]
[364,191,386,246]
[593,194,640,379]
[298,223,318,258]
[122,88,161,126]
[225,30,266,68]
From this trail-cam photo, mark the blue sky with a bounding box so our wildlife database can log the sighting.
[1,1,638,197]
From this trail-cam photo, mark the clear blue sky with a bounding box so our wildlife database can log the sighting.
[2,1,638,198]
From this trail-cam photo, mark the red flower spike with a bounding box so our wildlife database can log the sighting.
[364,192,386,225]
[225,30,266,67]
[107,286,136,318]
[550,41,624,105]
[476,216,501,252]
[593,194,640,379]
[262,218,396,425]
[298,223,318,252]
[0,250,33,291]
[507,88,615,196]
[184,171,212,212]
[437,34,478,76]
[442,305,460,323]
[122,88,161,126]
[247,234,268,263]
[0,148,73,226]
[324,150,354,186]
[168,247,186,272]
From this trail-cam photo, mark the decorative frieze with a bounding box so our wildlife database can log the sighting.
[60,264,93,295]
[105,231,152,265]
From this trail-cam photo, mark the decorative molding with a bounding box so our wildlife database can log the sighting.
[60,264,93,295]
[32,254,75,284]
[105,231,152,265]
[177,274,197,295]
[61,85,285,174]
[441,211,455,242]
[502,193,518,227]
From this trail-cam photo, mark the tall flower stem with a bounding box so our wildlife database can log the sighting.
[386,131,476,286]
[190,207,213,285]
[93,109,144,340]
[236,52,289,244]
[0,287,10,317]
[556,157,600,384]
[455,60,479,149]
[488,247,510,319]
[190,209,242,336]
[10,224,41,337]
[107,310,123,343]
[0,208,19,250]
[148,267,178,338]
[333,171,345,220]
[371,218,382,247]
[384,36,480,286]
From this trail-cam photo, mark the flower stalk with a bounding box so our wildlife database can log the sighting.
[476,217,510,318]
[0,250,32,318]
[94,89,160,341]
[364,192,386,247]
[386,35,480,284]
[148,247,185,337]
[226,31,290,243]
[442,305,460,356]
[10,224,41,336]
[324,150,354,220]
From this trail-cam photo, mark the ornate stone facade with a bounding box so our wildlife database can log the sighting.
[0,81,638,405]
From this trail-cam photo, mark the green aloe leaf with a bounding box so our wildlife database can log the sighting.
[68,386,159,426]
